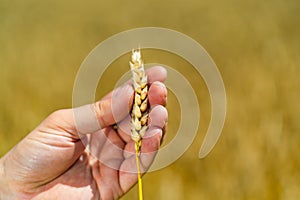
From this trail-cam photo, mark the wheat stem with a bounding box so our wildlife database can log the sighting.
[130,49,148,200]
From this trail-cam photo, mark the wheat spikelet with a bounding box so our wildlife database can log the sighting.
[130,49,148,146]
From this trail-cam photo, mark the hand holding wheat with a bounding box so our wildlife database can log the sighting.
[0,66,167,200]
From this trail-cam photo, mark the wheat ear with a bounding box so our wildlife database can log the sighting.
[130,49,148,200]
[130,49,148,147]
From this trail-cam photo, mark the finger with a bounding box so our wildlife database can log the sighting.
[119,106,167,192]
[98,128,125,169]
[140,105,168,155]
[148,81,167,107]
[90,128,125,199]
[90,128,124,171]
[138,106,168,168]
[146,66,167,84]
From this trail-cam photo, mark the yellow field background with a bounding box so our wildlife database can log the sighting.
[0,0,299,199]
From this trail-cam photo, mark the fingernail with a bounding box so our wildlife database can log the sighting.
[153,81,166,90]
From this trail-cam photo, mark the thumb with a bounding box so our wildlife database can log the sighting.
[41,83,133,140]
[72,84,134,136]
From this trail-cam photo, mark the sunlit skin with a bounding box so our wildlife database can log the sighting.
[0,67,168,200]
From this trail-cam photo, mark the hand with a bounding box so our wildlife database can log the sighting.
[0,66,168,200]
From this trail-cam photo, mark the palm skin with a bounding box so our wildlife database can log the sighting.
[0,67,168,200]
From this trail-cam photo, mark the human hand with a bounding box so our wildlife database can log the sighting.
[0,66,168,200]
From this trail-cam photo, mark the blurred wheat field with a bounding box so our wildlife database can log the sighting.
[1,0,300,199]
